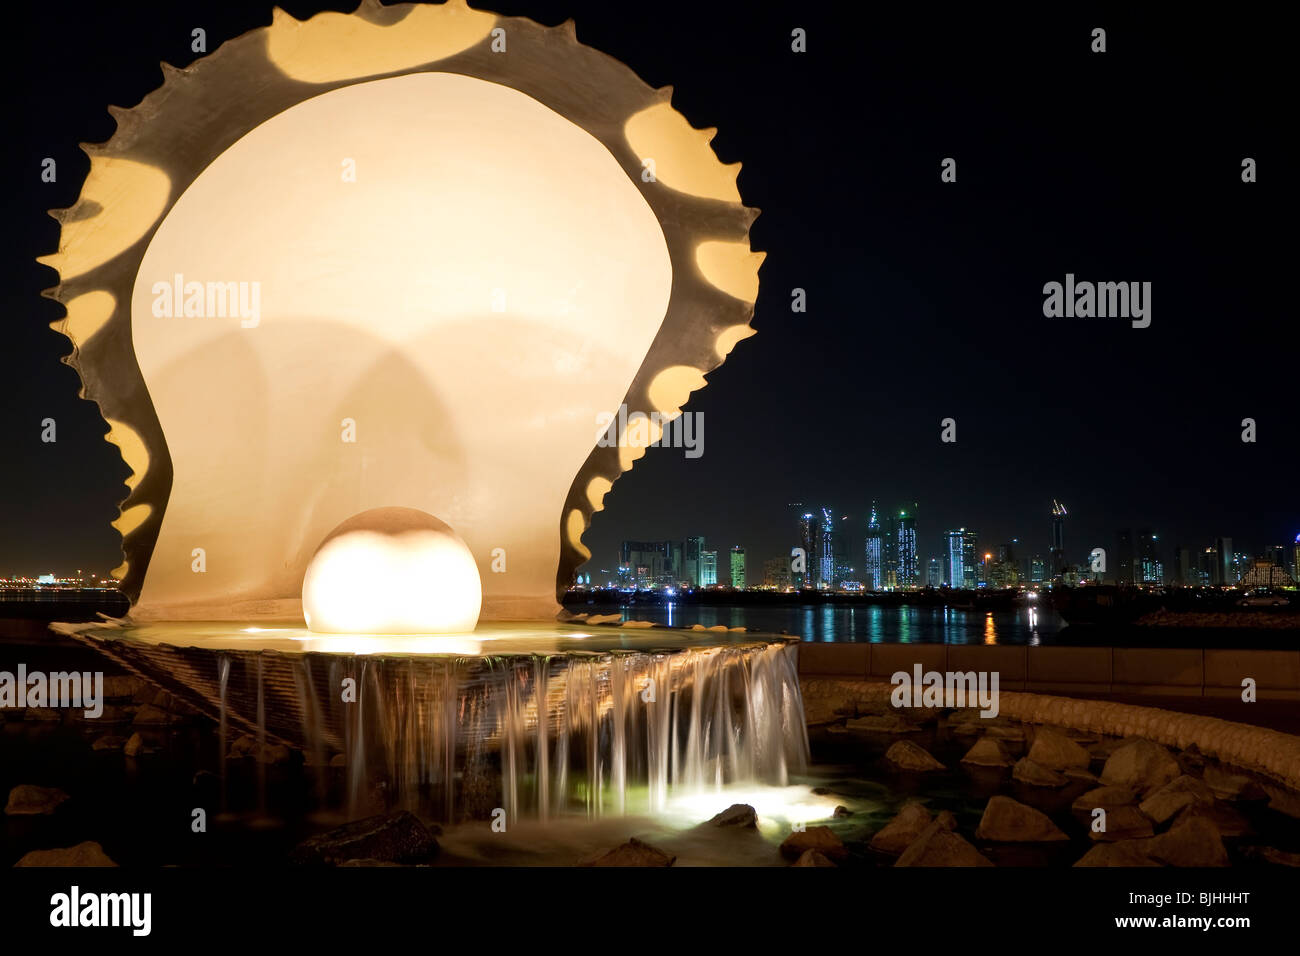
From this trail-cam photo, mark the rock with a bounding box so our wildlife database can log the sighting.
[792,849,836,867]
[1250,847,1300,867]
[1028,727,1092,770]
[255,743,293,765]
[330,753,348,768]
[5,785,70,815]
[91,735,128,752]
[935,810,958,831]
[1175,802,1251,839]
[1063,767,1100,784]
[884,740,945,772]
[132,704,180,725]
[1176,743,1207,775]
[981,724,1027,742]
[869,802,933,855]
[1074,840,1161,867]
[895,821,993,867]
[780,826,847,862]
[291,811,439,866]
[582,837,675,867]
[833,805,852,819]
[1072,785,1137,815]
[1100,739,1180,794]
[1264,784,1300,819]
[1012,758,1068,788]
[102,675,145,699]
[845,714,917,734]
[960,736,1012,768]
[1202,764,1267,801]
[23,708,62,722]
[1139,775,1215,825]
[1146,815,1229,867]
[707,804,757,828]
[14,841,117,867]
[975,795,1068,842]
[123,732,144,756]
[1091,805,1154,842]
[227,735,292,764]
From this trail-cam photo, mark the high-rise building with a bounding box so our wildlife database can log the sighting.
[896,510,918,589]
[1029,555,1047,584]
[946,528,977,588]
[864,502,884,590]
[926,557,943,588]
[620,540,673,588]
[1215,537,1234,584]
[1137,530,1163,585]
[818,507,835,589]
[1294,534,1300,583]
[1116,528,1135,585]
[683,536,704,587]
[796,513,816,588]
[700,550,718,587]
[1199,546,1220,586]
[763,557,791,590]
[1050,500,1067,575]
[729,546,746,588]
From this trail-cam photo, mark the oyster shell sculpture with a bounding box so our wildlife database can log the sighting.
[41,0,762,628]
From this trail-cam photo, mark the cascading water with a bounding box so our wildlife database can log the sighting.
[215,640,809,823]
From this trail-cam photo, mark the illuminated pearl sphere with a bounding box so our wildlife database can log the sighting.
[302,507,482,634]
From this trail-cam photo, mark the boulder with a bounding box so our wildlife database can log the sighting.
[1100,739,1180,793]
[1202,764,1267,801]
[91,735,128,752]
[14,841,117,867]
[1063,767,1100,784]
[1091,805,1154,842]
[960,736,1012,768]
[582,837,676,867]
[1250,847,1300,867]
[290,811,440,866]
[1074,840,1161,867]
[833,806,852,818]
[845,714,917,734]
[1012,758,1068,788]
[869,802,933,855]
[132,704,180,725]
[1072,785,1137,815]
[1174,802,1251,839]
[5,785,70,815]
[935,810,958,831]
[123,732,145,757]
[1145,815,1229,867]
[884,740,945,772]
[707,804,757,828]
[975,795,1068,842]
[1139,775,1215,825]
[792,849,837,867]
[895,821,993,867]
[780,826,847,862]
[23,708,62,722]
[1028,727,1092,770]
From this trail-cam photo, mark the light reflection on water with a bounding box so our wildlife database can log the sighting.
[620,603,1064,645]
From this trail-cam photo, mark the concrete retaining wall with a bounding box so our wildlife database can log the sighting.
[796,643,1300,699]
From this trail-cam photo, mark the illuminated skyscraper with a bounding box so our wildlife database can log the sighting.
[864,502,883,590]
[926,557,943,588]
[797,512,815,588]
[1050,500,1067,575]
[819,507,835,589]
[1137,529,1163,585]
[683,536,704,586]
[946,528,977,588]
[730,546,746,588]
[896,509,918,589]
[700,550,717,587]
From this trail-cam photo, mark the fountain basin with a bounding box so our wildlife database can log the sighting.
[54,621,810,823]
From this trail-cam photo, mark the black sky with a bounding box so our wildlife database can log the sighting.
[1,1,1294,578]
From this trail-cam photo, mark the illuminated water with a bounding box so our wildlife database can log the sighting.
[601,603,1067,644]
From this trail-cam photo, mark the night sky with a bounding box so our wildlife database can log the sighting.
[1,1,1293,579]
